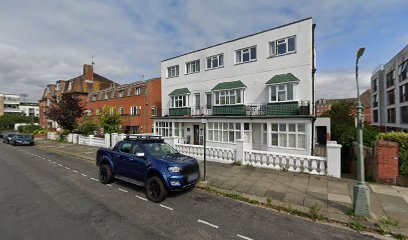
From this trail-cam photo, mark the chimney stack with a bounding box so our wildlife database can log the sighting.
[83,64,94,81]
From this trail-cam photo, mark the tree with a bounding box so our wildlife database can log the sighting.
[0,114,36,130]
[98,106,122,134]
[45,93,84,132]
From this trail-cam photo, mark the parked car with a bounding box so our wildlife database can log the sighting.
[3,133,16,144]
[10,134,35,146]
[96,135,200,202]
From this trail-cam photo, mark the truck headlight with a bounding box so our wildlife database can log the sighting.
[168,166,181,173]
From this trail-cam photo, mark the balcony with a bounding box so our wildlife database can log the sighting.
[267,101,310,116]
[4,108,22,113]
[162,101,311,117]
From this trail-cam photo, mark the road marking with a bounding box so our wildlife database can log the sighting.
[48,160,52,162]
[237,234,254,240]
[197,219,219,229]
[107,184,112,187]
[81,173,87,177]
[159,204,174,211]
[135,195,148,201]
[91,177,99,181]
[118,188,128,193]
[65,167,71,170]
[42,157,47,160]
[72,170,78,173]
[57,164,63,167]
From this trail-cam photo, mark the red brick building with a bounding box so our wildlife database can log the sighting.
[85,78,161,134]
[39,64,116,129]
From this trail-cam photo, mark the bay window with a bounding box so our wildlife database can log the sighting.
[207,122,242,143]
[171,95,188,108]
[270,83,294,102]
[214,89,243,105]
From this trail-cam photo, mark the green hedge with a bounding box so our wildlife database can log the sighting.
[377,131,408,177]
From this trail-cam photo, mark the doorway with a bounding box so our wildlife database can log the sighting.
[193,125,200,145]
[316,126,327,145]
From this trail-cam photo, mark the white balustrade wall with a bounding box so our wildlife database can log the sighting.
[243,149,327,175]
[175,143,236,163]
[78,135,90,145]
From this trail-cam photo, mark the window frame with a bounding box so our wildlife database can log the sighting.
[151,106,157,116]
[130,106,139,116]
[135,87,141,95]
[185,59,200,74]
[213,89,243,106]
[269,123,306,150]
[171,95,189,108]
[206,54,224,70]
[235,46,257,64]
[269,83,295,103]
[207,122,243,143]
[269,36,296,57]
[155,122,172,137]
[167,65,180,78]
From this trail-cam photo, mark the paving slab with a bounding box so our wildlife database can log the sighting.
[328,193,352,204]
[283,192,305,205]
[264,190,285,202]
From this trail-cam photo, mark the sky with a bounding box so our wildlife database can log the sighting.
[0,0,407,102]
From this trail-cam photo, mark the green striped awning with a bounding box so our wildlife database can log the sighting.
[169,88,191,96]
[266,73,300,85]
[211,80,246,91]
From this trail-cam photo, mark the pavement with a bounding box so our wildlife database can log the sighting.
[0,141,383,240]
[33,139,408,236]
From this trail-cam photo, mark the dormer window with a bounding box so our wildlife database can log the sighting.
[55,83,60,91]
[135,87,141,95]
[67,81,72,91]
[266,73,300,103]
[118,90,124,98]
[91,96,97,101]
[104,93,109,100]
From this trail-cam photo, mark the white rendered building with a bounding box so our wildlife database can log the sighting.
[20,102,40,117]
[154,18,316,155]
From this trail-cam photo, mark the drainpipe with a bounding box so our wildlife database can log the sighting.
[311,23,317,156]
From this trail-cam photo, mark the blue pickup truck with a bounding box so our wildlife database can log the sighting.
[96,135,200,202]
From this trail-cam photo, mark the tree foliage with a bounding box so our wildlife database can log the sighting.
[45,93,83,132]
[0,114,37,130]
[322,100,379,147]
[98,106,122,134]
[73,117,99,135]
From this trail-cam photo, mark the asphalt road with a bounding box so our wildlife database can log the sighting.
[0,142,379,240]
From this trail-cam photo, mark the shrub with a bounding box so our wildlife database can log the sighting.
[18,124,42,134]
[74,120,99,136]
[377,132,408,177]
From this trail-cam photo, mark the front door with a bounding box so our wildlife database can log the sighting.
[193,125,200,145]
[316,126,327,145]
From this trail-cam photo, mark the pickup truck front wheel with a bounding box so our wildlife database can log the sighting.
[146,176,167,203]
[99,164,114,184]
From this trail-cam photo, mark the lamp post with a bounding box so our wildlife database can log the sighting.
[353,47,370,216]
[201,118,207,181]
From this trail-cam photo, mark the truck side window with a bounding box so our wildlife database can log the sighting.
[120,142,132,154]
[131,145,143,155]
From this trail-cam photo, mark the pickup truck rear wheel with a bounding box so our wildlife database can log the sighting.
[99,164,114,184]
[146,176,167,203]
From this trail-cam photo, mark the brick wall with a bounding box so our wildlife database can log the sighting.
[373,140,399,184]
[0,95,4,116]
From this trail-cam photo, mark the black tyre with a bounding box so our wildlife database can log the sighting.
[99,164,114,184]
[145,176,167,203]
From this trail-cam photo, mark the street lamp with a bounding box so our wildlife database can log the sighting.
[353,47,370,216]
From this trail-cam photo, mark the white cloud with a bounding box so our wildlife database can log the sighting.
[316,70,372,99]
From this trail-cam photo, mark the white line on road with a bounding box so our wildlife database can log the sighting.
[90,177,99,181]
[81,174,87,177]
[64,167,71,170]
[135,195,148,201]
[159,204,174,211]
[237,234,254,240]
[57,164,63,167]
[107,184,112,187]
[118,188,128,193]
[43,157,47,160]
[197,219,219,229]
[72,170,78,173]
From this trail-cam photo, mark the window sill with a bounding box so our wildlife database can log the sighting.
[166,75,179,79]
[205,66,224,71]
[234,59,257,66]
[185,71,200,75]
[267,51,297,59]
